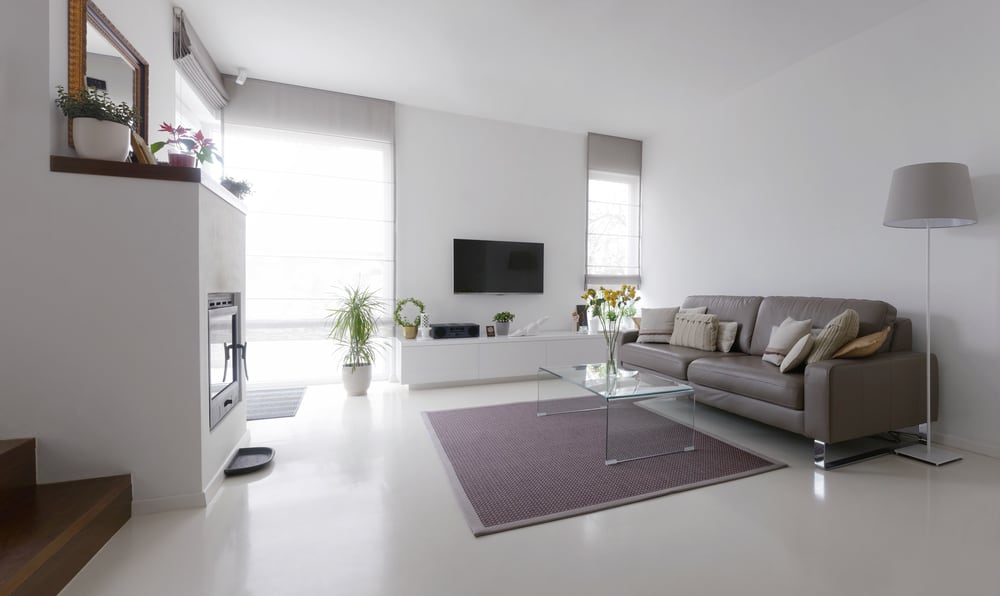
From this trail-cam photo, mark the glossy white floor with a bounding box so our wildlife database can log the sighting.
[64,380,1000,596]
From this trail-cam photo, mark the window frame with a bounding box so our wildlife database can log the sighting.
[585,168,642,288]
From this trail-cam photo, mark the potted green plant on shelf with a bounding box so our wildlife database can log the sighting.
[327,285,386,396]
[54,85,136,162]
[221,177,253,199]
[150,122,223,167]
[492,311,515,336]
[394,297,425,339]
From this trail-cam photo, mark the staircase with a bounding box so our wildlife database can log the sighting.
[0,439,131,595]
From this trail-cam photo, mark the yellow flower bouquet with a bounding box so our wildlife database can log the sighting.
[581,284,640,375]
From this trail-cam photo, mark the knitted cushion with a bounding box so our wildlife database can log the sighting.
[807,309,860,364]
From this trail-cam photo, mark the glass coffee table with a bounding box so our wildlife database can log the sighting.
[537,363,696,465]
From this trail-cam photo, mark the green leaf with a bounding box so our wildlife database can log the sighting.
[149,141,165,154]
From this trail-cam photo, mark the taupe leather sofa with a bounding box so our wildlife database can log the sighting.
[620,295,936,467]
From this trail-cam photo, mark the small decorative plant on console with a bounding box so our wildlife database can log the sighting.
[54,85,136,161]
[221,177,253,199]
[582,285,640,376]
[394,297,425,339]
[327,285,386,396]
[150,122,223,168]
[492,311,515,336]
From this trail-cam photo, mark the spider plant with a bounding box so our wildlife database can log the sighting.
[327,285,386,371]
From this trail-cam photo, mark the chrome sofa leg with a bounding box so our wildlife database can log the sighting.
[813,439,899,470]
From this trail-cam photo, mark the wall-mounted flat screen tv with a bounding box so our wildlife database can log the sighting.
[454,239,544,294]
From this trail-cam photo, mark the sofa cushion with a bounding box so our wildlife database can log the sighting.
[682,296,763,354]
[717,321,738,353]
[688,355,805,410]
[834,325,891,358]
[807,309,860,364]
[780,333,815,373]
[620,342,736,380]
[749,297,897,356]
[637,306,706,343]
[670,313,718,351]
[762,317,812,366]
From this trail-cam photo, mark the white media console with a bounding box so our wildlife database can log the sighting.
[393,331,606,388]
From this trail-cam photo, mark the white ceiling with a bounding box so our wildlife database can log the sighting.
[176,0,923,139]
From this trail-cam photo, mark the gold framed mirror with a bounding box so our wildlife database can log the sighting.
[68,0,149,143]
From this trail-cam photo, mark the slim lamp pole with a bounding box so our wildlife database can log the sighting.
[925,223,932,455]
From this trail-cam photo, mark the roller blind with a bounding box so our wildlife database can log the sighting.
[586,133,642,287]
[172,8,228,111]
[223,77,394,143]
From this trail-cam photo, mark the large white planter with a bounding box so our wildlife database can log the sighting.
[72,117,131,161]
[343,363,373,396]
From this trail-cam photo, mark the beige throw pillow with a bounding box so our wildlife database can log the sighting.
[636,306,707,344]
[669,313,718,351]
[834,325,891,359]
[762,317,813,366]
[717,321,738,353]
[780,334,815,373]
[807,309,860,364]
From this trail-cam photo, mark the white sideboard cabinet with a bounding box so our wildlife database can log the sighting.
[394,331,606,388]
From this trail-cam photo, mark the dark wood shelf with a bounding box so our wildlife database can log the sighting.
[50,155,201,182]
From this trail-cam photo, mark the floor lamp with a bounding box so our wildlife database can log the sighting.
[884,162,977,465]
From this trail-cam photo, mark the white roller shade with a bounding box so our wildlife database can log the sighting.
[173,8,229,111]
[586,133,642,287]
[223,77,394,143]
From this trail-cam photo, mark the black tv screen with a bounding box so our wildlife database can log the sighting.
[454,239,544,294]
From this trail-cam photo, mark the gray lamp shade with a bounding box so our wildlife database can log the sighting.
[884,162,978,228]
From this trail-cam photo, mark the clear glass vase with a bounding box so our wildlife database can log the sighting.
[605,339,618,377]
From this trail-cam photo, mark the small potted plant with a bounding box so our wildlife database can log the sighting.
[394,297,425,339]
[327,285,386,396]
[150,122,223,167]
[221,177,253,199]
[493,311,515,336]
[54,85,136,161]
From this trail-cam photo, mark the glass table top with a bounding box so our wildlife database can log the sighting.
[538,364,693,401]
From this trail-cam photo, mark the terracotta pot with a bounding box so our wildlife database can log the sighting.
[168,151,196,167]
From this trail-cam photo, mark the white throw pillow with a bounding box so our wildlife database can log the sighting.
[636,306,706,344]
[780,334,815,373]
[717,321,738,353]
[762,317,813,366]
[669,313,718,351]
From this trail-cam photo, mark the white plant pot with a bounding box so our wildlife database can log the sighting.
[343,363,373,396]
[72,117,131,161]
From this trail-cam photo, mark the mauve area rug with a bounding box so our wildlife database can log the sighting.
[423,400,786,536]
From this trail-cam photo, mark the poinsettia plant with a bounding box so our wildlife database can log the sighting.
[150,122,223,165]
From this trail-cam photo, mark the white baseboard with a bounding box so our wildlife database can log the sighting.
[203,429,252,509]
[132,491,208,515]
[132,429,252,516]
[933,431,1000,459]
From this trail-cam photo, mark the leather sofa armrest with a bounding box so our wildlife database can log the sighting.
[621,330,639,345]
[804,352,937,443]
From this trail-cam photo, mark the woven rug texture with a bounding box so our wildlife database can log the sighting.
[424,399,786,536]
[245,387,306,421]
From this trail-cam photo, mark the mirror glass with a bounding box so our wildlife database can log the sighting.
[85,21,135,109]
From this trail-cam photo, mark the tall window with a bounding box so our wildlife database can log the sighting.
[175,70,222,181]
[225,125,394,385]
[586,134,642,287]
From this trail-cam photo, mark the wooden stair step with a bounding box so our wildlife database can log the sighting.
[0,474,131,596]
[0,439,36,492]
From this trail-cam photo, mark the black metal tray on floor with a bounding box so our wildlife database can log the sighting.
[224,447,275,476]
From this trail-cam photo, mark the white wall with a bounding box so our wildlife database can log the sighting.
[395,105,588,333]
[642,0,1000,455]
[0,0,245,509]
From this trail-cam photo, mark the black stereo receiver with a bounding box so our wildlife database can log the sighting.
[430,323,480,339]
